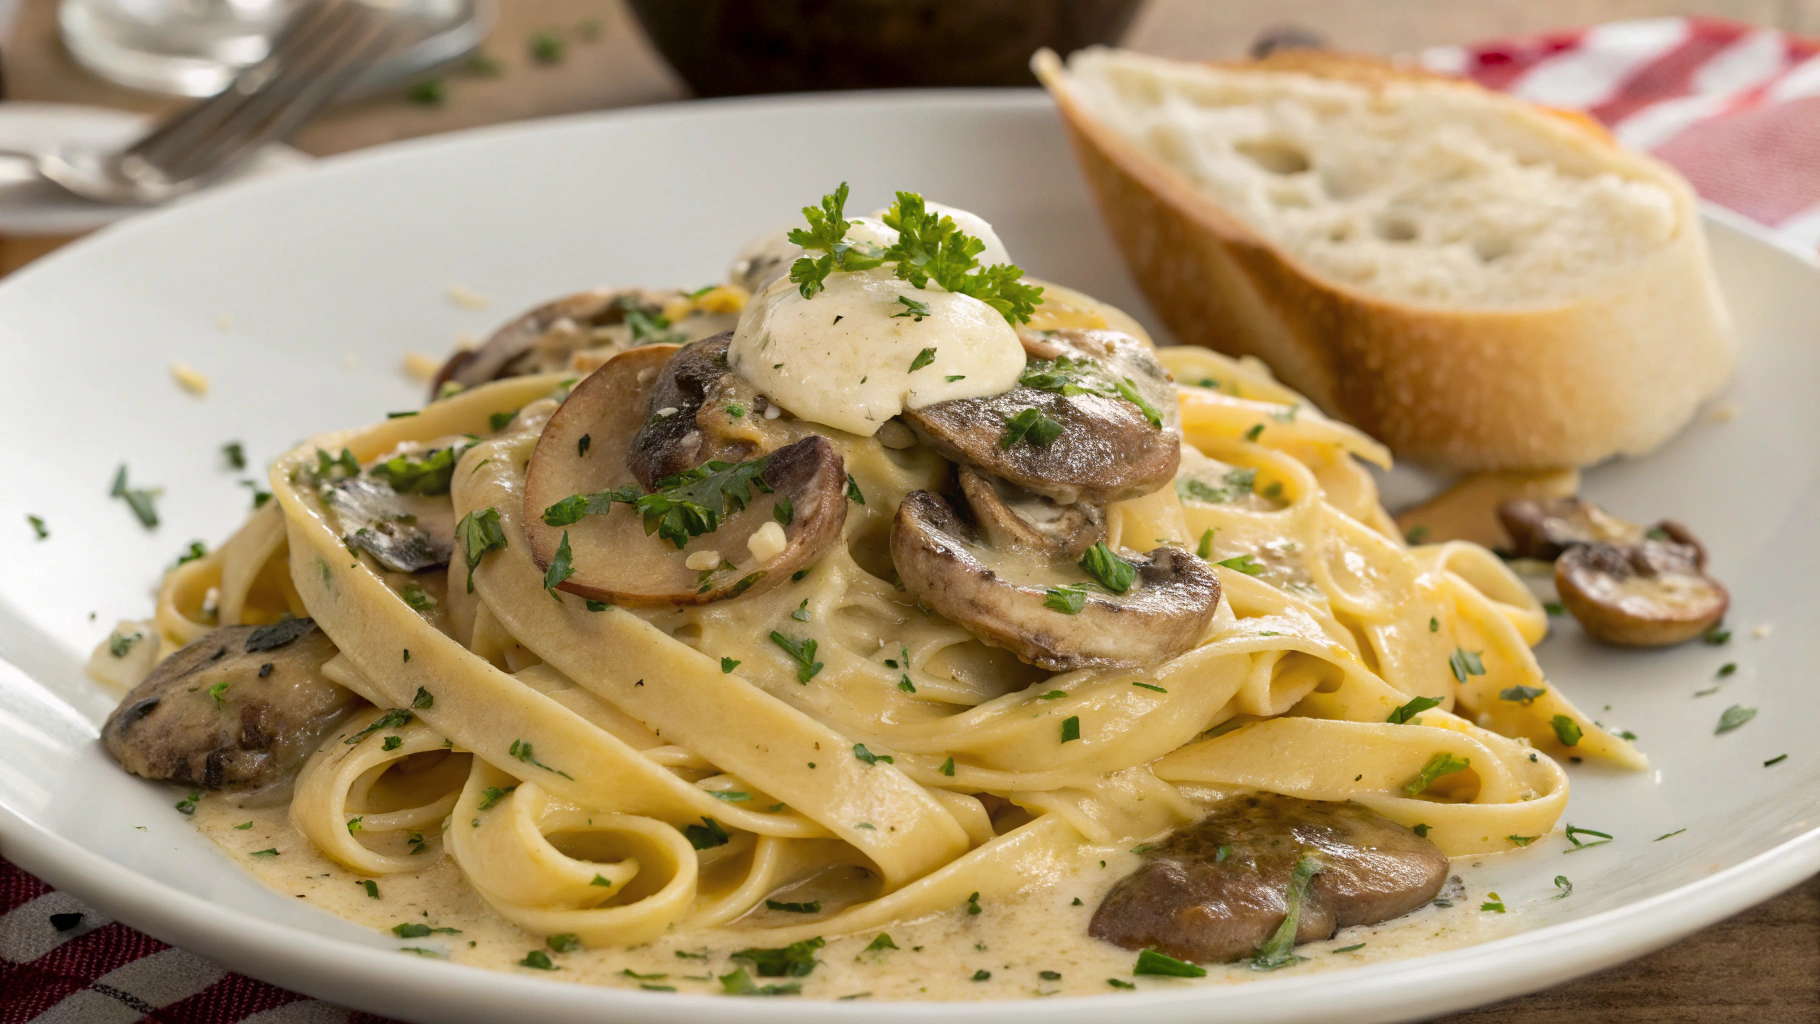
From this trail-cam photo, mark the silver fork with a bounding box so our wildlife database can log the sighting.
[14,0,400,205]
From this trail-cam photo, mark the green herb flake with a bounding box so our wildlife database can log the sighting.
[110,465,160,528]
[899,301,934,326]
[765,899,822,914]
[1765,754,1789,767]
[1333,942,1366,953]
[1197,528,1214,559]
[1216,554,1264,575]
[1386,695,1441,724]
[542,530,575,598]
[1500,685,1546,704]
[1043,585,1087,614]
[1245,423,1265,442]
[940,756,956,777]
[1402,752,1470,797]
[684,816,729,850]
[852,743,894,765]
[1134,948,1206,978]
[1481,893,1506,913]
[361,879,379,898]
[1553,875,1573,899]
[518,950,558,970]
[1108,978,1136,989]
[1060,716,1081,743]
[528,31,564,65]
[454,507,506,593]
[1550,715,1583,747]
[1000,407,1064,449]
[731,936,824,978]
[846,474,865,504]
[1716,704,1757,734]
[250,848,279,858]
[1448,648,1486,683]
[1251,854,1323,970]
[1564,824,1613,851]
[1704,625,1732,645]
[770,630,823,683]
[1507,834,1539,847]
[864,933,897,953]
[1079,541,1137,593]
[1655,829,1685,842]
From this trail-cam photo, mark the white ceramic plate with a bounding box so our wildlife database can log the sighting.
[1,93,1816,1024]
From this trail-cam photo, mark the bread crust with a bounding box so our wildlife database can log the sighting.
[1036,49,1736,472]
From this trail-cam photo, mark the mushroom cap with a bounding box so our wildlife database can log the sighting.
[627,331,784,488]
[900,328,1182,504]
[522,345,846,607]
[324,476,455,573]
[1089,794,1449,963]
[102,620,361,793]
[1555,540,1728,647]
[890,488,1218,672]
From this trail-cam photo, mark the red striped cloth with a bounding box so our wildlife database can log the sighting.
[4,16,1818,1022]
[1420,16,1820,248]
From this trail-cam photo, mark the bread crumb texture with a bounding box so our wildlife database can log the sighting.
[1063,48,1678,308]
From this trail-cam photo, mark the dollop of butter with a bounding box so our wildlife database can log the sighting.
[725,201,1027,437]
[728,269,1025,436]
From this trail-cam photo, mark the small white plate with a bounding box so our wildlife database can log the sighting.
[0,92,1816,1024]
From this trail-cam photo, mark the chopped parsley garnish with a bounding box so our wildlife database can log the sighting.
[1251,854,1322,970]
[1115,378,1164,429]
[774,494,794,526]
[791,599,811,622]
[508,739,572,779]
[108,631,143,658]
[1717,662,1738,678]
[476,785,515,810]
[368,443,474,496]
[1245,423,1265,442]
[454,507,506,593]
[488,409,519,432]
[712,791,750,801]
[1411,824,1430,838]
[770,631,823,683]
[1037,689,1066,700]
[110,465,160,528]
[1564,824,1613,851]
[1500,685,1545,704]
[207,681,229,708]
[1079,541,1137,594]
[345,709,412,745]
[1716,704,1757,734]
[867,190,1043,323]
[1766,754,1789,767]
[222,441,247,470]
[1133,948,1206,978]
[945,374,965,382]
[845,474,865,504]
[1481,893,1506,913]
[852,743,893,765]
[1553,875,1573,899]
[1132,681,1168,693]
[940,756,956,777]
[721,657,740,673]
[971,969,991,981]
[1404,524,1430,545]
[897,301,933,324]
[545,933,582,953]
[175,791,202,815]
[1448,648,1486,683]
[26,514,47,540]
[541,486,639,526]
[518,950,558,970]
[1043,585,1088,614]
[720,969,801,996]
[684,816,729,850]
[863,933,898,954]
[1551,715,1582,746]
[400,582,437,612]
[1402,752,1470,797]
[999,407,1064,448]
[637,456,775,549]
[1543,601,1566,616]
[1108,978,1136,989]
[1060,716,1081,743]
[786,184,887,298]
[585,599,610,612]
[1216,554,1263,575]
[1197,529,1214,559]
[409,685,435,709]
[1703,624,1732,645]
[577,434,591,458]
[361,879,379,898]
[731,936,824,977]
[1507,835,1539,847]
[382,736,403,751]
[1178,467,1257,504]
[1655,829,1685,841]
[542,531,575,598]
[1386,695,1441,724]
[234,821,253,830]
[766,899,822,914]
[249,848,279,858]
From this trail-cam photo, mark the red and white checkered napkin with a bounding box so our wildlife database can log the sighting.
[0,861,396,1022]
[5,15,1819,1022]
[1421,16,1820,249]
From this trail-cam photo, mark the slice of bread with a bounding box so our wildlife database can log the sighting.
[1036,47,1736,472]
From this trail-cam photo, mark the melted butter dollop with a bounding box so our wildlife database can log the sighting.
[725,202,1025,437]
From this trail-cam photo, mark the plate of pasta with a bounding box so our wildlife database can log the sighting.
[1,91,1817,1024]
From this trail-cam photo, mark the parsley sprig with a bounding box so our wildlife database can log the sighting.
[544,458,774,550]
[788,184,1042,323]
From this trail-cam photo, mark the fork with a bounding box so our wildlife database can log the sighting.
[13,0,400,205]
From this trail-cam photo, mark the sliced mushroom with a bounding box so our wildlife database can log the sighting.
[430,286,736,397]
[957,465,1104,560]
[1555,541,1728,647]
[891,489,1218,671]
[522,345,846,606]
[900,328,1181,504]
[322,476,456,573]
[627,332,791,488]
[1090,794,1448,964]
[102,620,362,795]
[1496,496,1703,563]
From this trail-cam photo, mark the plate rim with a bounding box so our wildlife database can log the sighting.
[2,89,1816,1023]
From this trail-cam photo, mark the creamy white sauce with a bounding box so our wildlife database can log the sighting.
[728,269,1023,437]
[725,201,1027,437]
[195,799,1517,1001]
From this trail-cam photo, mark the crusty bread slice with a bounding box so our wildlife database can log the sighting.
[1035,47,1735,472]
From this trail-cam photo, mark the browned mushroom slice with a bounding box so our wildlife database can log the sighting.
[431,286,739,397]
[1555,540,1728,647]
[891,489,1217,671]
[1090,794,1448,964]
[900,328,1181,504]
[103,620,363,795]
[322,476,456,573]
[522,346,846,606]
[627,332,791,488]
[957,465,1104,560]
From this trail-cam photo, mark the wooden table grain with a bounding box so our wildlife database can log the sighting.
[2,1,1815,1019]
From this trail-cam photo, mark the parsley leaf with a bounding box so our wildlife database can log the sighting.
[1251,854,1323,970]
[1043,584,1087,614]
[787,183,886,298]
[770,631,823,683]
[1386,695,1442,724]
[895,299,932,323]
[542,485,640,526]
[637,457,773,549]
[1402,752,1470,797]
[684,816,729,849]
[1500,685,1545,704]
[1133,948,1205,978]
[542,531,575,598]
[368,443,474,496]
[731,936,824,978]
[1448,648,1486,683]
[454,508,506,593]
[110,465,159,528]
[1551,715,1582,746]
[1001,407,1064,448]
[1079,542,1137,594]
[1216,554,1263,575]
[908,346,937,372]
[1716,704,1757,734]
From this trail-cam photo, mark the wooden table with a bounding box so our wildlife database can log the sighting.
[3,1,1816,1019]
